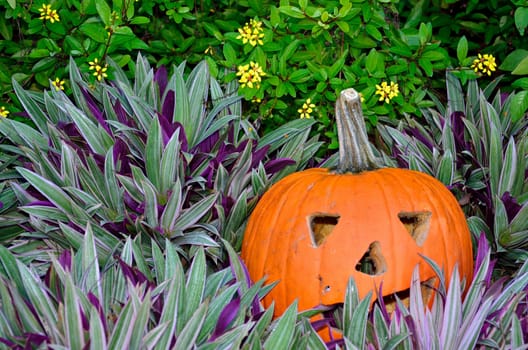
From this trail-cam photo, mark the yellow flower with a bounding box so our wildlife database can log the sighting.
[359,92,365,103]
[471,53,497,76]
[88,58,109,81]
[298,98,316,119]
[0,106,9,118]
[236,19,265,47]
[39,4,60,23]
[375,81,399,104]
[237,62,266,89]
[52,77,65,91]
[205,46,214,55]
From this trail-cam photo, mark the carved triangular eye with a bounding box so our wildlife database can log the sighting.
[398,211,432,246]
[309,213,340,247]
[355,241,387,276]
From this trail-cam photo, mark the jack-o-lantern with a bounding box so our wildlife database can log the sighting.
[241,89,473,318]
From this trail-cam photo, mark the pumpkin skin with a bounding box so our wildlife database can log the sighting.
[240,89,473,317]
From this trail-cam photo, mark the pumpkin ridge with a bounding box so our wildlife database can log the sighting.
[243,173,303,289]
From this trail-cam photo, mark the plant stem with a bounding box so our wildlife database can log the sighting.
[335,88,381,173]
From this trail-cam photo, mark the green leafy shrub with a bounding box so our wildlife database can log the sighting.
[0,55,322,263]
[208,0,454,150]
[2,0,488,154]
[378,72,528,270]
[0,0,149,104]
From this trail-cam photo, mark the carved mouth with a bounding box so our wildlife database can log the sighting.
[381,277,437,313]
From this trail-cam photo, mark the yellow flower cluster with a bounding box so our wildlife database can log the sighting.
[471,53,497,76]
[236,62,266,89]
[0,106,9,118]
[52,78,65,91]
[236,19,264,47]
[39,4,60,23]
[88,58,108,81]
[375,81,399,104]
[298,98,315,119]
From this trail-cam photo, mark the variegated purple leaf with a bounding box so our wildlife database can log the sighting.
[24,333,49,348]
[117,258,150,287]
[154,65,168,95]
[250,143,269,168]
[501,192,522,222]
[264,158,296,175]
[87,291,107,332]
[450,112,470,154]
[81,87,112,135]
[406,126,435,151]
[194,129,221,153]
[209,298,240,341]
[112,138,132,175]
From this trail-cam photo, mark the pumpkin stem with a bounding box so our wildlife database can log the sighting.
[335,88,381,173]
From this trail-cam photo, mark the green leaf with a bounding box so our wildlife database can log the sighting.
[130,291,153,349]
[89,305,107,349]
[509,203,528,233]
[365,49,383,76]
[418,22,431,45]
[446,71,464,114]
[79,22,108,43]
[130,16,150,25]
[336,20,350,33]
[107,298,135,349]
[289,69,311,83]
[436,150,454,185]
[498,137,518,196]
[172,193,218,233]
[174,302,209,348]
[494,197,509,246]
[142,179,159,229]
[82,223,102,301]
[263,300,297,349]
[514,7,528,35]
[96,0,112,26]
[104,149,123,215]
[457,36,468,63]
[389,45,413,58]
[32,57,57,73]
[440,267,461,349]
[508,91,528,122]
[182,249,207,330]
[418,58,433,77]
[365,24,382,41]
[350,33,377,48]
[62,102,114,155]
[185,61,210,147]
[499,49,528,72]
[156,279,181,349]
[510,314,524,348]
[145,117,162,190]
[344,286,371,348]
[12,79,49,134]
[279,6,305,18]
[160,180,183,234]
[512,56,528,75]
[17,167,88,221]
[64,275,86,349]
[223,42,237,63]
[488,123,502,196]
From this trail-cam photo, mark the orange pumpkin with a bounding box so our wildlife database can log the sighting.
[241,89,473,317]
